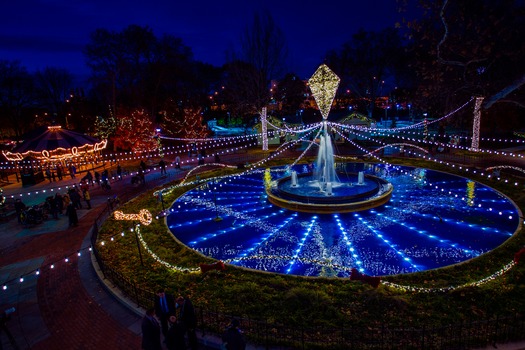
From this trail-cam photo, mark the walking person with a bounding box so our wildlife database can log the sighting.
[141,308,162,350]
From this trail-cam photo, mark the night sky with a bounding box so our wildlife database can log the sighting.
[1,0,410,81]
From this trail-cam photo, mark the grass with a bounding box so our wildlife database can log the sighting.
[96,155,525,341]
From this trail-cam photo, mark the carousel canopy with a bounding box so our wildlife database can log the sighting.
[2,125,107,161]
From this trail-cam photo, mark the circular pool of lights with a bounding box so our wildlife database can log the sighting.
[167,163,520,277]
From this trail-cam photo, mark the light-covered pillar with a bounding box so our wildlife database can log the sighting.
[471,97,484,152]
[261,107,268,151]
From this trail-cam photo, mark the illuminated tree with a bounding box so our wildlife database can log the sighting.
[94,114,117,140]
[113,108,157,153]
[160,105,209,139]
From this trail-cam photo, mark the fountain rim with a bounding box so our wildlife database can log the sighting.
[266,171,393,214]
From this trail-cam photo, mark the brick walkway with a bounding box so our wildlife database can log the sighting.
[0,163,184,350]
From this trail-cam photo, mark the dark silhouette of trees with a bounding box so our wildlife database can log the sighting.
[240,11,288,85]
[0,60,36,139]
[84,25,220,135]
[275,73,307,117]
[223,11,288,123]
[407,0,525,128]
[33,67,74,127]
[325,28,409,118]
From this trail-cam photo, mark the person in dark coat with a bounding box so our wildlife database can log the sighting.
[176,295,198,350]
[141,308,162,350]
[55,193,64,215]
[65,202,78,227]
[159,159,166,175]
[14,199,26,224]
[165,315,186,350]
[154,289,176,337]
[222,318,246,350]
[117,164,122,180]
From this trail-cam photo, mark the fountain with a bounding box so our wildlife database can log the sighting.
[166,64,520,277]
[265,65,393,213]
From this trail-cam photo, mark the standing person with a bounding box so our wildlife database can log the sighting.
[165,315,186,350]
[154,289,176,337]
[55,192,64,215]
[140,160,147,172]
[83,189,91,209]
[56,164,63,180]
[46,196,59,220]
[176,295,198,350]
[141,308,162,350]
[14,199,26,224]
[65,202,78,227]
[138,168,146,185]
[159,159,166,175]
[68,164,75,178]
[175,156,181,169]
[62,193,70,211]
[1,307,19,350]
[94,171,101,185]
[45,167,52,182]
[222,318,246,350]
[68,187,82,209]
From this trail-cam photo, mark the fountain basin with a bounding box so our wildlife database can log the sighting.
[267,172,393,213]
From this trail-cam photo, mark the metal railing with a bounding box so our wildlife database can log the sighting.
[86,152,525,349]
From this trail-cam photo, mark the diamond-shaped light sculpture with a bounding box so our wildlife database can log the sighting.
[308,64,340,120]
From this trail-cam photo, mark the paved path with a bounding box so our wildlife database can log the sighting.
[1,149,525,350]
[0,160,216,350]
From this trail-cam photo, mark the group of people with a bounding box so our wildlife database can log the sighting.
[142,290,198,350]
[43,163,79,182]
[141,289,245,350]
[13,184,92,227]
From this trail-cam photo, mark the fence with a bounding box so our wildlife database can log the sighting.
[88,203,525,349]
[86,153,525,349]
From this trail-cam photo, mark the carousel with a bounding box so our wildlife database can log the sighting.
[2,125,107,185]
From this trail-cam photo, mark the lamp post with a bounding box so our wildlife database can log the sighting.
[131,225,144,266]
[210,182,222,222]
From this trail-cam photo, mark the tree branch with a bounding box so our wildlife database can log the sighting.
[483,73,525,109]
[436,0,465,67]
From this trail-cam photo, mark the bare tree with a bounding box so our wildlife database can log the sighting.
[240,11,288,83]
[224,11,288,120]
